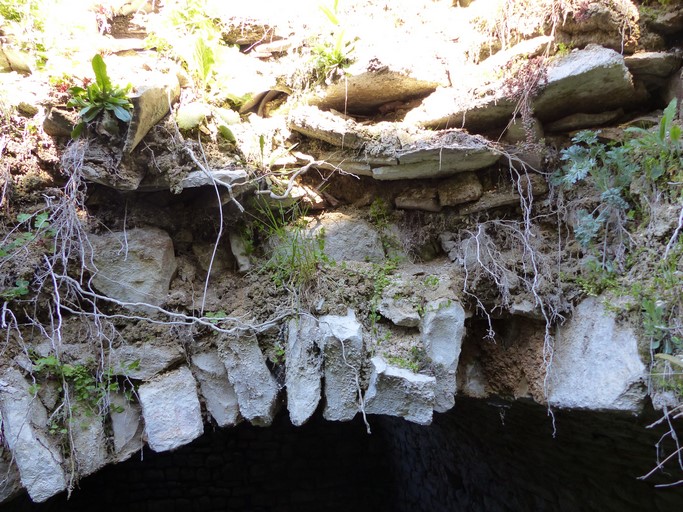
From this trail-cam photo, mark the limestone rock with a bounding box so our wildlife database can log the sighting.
[407,45,639,132]
[191,351,240,427]
[192,241,232,277]
[139,168,249,193]
[311,212,385,263]
[109,341,184,380]
[364,356,436,425]
[90,227,177,309]
[458,173,548,216]
[110,392,144,462]
[548,297,647,412]
[421,298,466,412]
[534,45,638,122]
[394,187,441,212]
[220,333,279,426]
[43,107,78,138]
[229,231,252,273]
[71,409,108,477]
[0,368,66,502]
[138,366,204,452]
[555,0,640,54]
[286,316,323,426]
[438,173,483,207]
[123,72,181,153]
[545,109,623,133]
[625,52,682,81]
[319,310,364,421]
[378,296,421,328]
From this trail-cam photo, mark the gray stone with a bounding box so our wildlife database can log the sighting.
[545,109,623,133]
[502,117,544,144]
[179,169,248,190]
[534,45,638,122]
[0,368,66,502]
[138,366,204,452]
[319,310,364,421]
[123,72,181,153]
[90,227,177,309]
[421,298,466,412]
[110,392,143,462]
[438,173,483,207]
[394,187,441,212]
[309,69,438,114]
[364,356,436,425]
[109,341,184,380]
[71,409,107,477]
[407,45,639,132]
[625,52,682,80]
[548,297,647,412]
[458,173,548,215]
[191,351,240,427]
[378,296,421,328]
[372,148,499,180]
[192,241,231,277]
[43,107,78,138]
[229,231,252,273]
[313,212,385,263]
[286,316,323,426]
[220,333,279,426]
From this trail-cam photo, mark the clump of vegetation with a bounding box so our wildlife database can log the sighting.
[67,54,133,139]
[311,0,355,84]
[30,353,137,435]
[555,99,683,401]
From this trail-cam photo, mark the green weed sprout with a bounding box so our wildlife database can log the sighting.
[67,54,133,139]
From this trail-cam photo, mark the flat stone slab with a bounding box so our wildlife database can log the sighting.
[365,356,436,425]
[406,45,639,132]
[138,366,204,452]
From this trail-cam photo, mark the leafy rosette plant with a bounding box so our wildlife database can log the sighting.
[67,54,133,139]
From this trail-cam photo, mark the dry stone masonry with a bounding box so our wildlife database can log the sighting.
[2,0,683,507]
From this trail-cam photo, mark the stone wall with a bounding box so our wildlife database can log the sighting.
[3,400,683,512]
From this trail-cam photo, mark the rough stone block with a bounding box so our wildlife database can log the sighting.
[365,356,436,425]
[320,310,364,421]
[90,227,177,309]
[0,368,66,502]
[192,350,240,427]
[548,296,647,412]
[220,334,279,426]
[421,298,466,412]
[138,366,204,452]
[110,392,144,462]
[286,316,323,426]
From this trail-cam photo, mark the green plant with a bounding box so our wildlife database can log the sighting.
[67,54,133,139]
[312,0,354,84]
[252,203,330,289]
[424,275,440,289]
[0,211,55,301]
[625,98,683,184]
[31,355,129,416]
